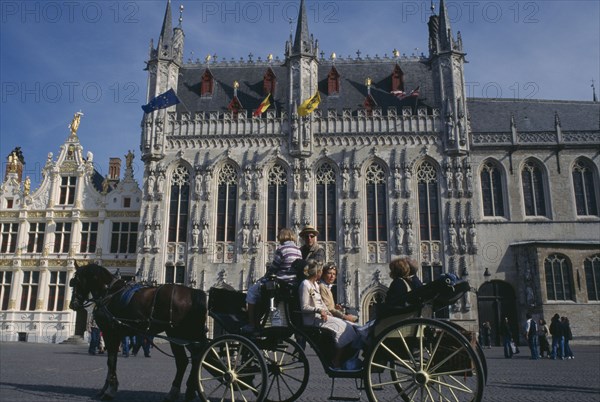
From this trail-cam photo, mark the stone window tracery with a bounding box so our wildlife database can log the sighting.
[572,159,598,216]
[316,163,337,243]
[216,163,238,263]
[366,162,387,263]
[168,166,190,243]
[522,160,547,217]
[481,161,505,217]
[544,254,573,301]
[267,164,288,242]
[584,255,600,301]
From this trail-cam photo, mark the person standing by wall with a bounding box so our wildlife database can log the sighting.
[481,321,492,349]
[562,316,575,359]
[500,317,513,358]
[538,319,550,358]
[524,313,539,360]
[550,313,565,360]
[87,318,100,355]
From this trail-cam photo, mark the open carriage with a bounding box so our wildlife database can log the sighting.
[202,276,487,402]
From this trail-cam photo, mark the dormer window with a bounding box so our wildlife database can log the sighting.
[391,64,404,92]
[201,69,214,97]
[263,68,276,95]
[328,66,341,96]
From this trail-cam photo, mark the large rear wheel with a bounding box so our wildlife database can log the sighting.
[198,335,268,402]
[365,318,484,402]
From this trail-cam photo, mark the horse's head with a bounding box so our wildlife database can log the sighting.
[69,262,114,310]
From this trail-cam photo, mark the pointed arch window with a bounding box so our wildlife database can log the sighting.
[584,255,600,301]
[366,162,387,242]
[263,68,276,95]
[522,160,547,217]
[216,163,238,243]
[572,160,598,216]
[267,164,288,242]
[417,161,440,241]
[316,163,337,242]
[481,161,505,217]
[200,69,214,97]
[168,166,190,243]
[327,66,340,96]
[391,64,404,92]
[544,254,573,301]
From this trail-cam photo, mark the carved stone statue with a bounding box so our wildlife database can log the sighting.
[143,224,152,250]
[201,223,209,251]
[147,170,155,198]
[195,173,203,199]
[341,167,350,194]
[69,111,83,136]
[302,168,311,193]
[406,222,415,254]
[445,164,453,193]
[395,222,404,251]
[125,150,134,169]
[343,222,352,251]
[251,223,261,248]
[23,176,31,196]
[393,166,402,194]
[403,165,412,197]
[243,168,253,197]
[203,168,213,200]
[468,223,478,253]
[448,224,458,252]
[102,176,110,194]
[454,166,464,194]
[459,222,468,253]
[465,165,474,195]
[240,222,250,250]
[352,222,361,250]
[192,223,200,248]
[252,168,261,199]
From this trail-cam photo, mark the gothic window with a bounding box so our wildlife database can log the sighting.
[165,265,185,284]
[20,271,39,311]
[327,66,340,96]
[544,254,573,301]
[421,265,443,284]
[0,271,12,310]
[47,271,66,311]
[80,222,98,253]
[417,162,441,241]
[481,161,505,217]
[584,255,600,301]
[572,160,598,216]
[316,163,337,242]
[53,222,72,253]
[263,68,276,95]
[59,176,76,205]
[267,164,288,242]
[522,160,547,217]
[168,166,191,243]
[200,69,214,96]
[366,162,387,242]
[27,223,45,253]
[1,223,19,254]
[110,222,138,254]
[216,163,238,243]
[391,64,404,92]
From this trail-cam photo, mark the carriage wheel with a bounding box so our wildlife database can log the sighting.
[442,319,488,384]
[198,335,268,402]
[261,338,309,402]
[365,318,484,402]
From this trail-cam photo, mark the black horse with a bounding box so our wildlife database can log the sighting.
[69,262,208,401]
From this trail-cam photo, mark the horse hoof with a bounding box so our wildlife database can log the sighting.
[100,394,114,401]
[163,386,180,402]
[184,388,198,401]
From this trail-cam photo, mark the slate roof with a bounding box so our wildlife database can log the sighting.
[175,58,435,116]
[467,98,600,133]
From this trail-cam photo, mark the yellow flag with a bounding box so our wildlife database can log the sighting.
[297,91,321,116]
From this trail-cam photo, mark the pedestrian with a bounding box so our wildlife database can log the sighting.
[538,319,550,358]
[500,316,513,358]
[133,334,153,357]
[122,336,132,357]
[524,313,539,360]
[87,318,100,355]
[549,313,565,360]
[482,321,492,349]
[562,317,575,359]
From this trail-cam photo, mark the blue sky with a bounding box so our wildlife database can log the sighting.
[1,0,599,188]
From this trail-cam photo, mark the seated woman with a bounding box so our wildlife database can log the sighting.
[319,262,358,323]
[299,259,359,369]
[386,258,423,307]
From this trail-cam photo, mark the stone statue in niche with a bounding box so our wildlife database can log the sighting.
[454,166,463,194]
[468,222,478,253]
[403,165,412,197]
[240,222,250,251]
[203,167,213,200]
[191,223,200,249]
[459,221,468,253]
[393,166,402,195]
[251,222,261,249]
[195,172,203,200]
[395,221,404,253]
[343,221,352,252]
[341,166,350,194]
[143,224,153,250]
[448,223,458,253]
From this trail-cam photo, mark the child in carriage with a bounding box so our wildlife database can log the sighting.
[243,228,302,333]
[386,258,423,306]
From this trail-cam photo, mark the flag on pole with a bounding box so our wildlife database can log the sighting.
[141,89,180,113]
[253,93,271,117]
[391,86,420,100]
[297,91,321,116]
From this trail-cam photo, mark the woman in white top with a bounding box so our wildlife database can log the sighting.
[299,259,358,368]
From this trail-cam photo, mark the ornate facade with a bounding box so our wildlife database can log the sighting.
[1,0,599,344]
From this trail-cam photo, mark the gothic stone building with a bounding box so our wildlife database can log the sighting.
[1,0,599,344]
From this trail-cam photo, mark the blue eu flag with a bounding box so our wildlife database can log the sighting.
[142,89,180,113]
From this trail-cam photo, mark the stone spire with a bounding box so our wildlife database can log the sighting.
[158,0,173,49]
[438,0,453,51]
[289,0,317,57]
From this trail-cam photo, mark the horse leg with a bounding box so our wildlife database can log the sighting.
[99,335,120,400]
[163,342,189,402]
[184,342,204,401]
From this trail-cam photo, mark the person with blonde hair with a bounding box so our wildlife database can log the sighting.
[386,258,422,306]
[244,228,302,332]
[299,259,359,369]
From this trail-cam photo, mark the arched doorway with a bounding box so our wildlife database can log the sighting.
[477,281,518,346]
[361,286,387,323]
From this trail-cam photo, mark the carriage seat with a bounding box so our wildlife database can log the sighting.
[208,286,248,335]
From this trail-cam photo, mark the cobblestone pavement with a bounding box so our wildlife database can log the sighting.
[1,341,599,401]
